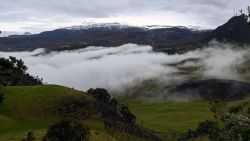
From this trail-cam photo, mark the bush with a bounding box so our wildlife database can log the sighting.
[196,120,219,136]
[43,120,90,141]
[179,120,219,141]
[229,106,243,114]
[182,101,250,141]
[247,107,250,114]
[0,91,4,105]
[87,88,136,125]
[87,88,111,103]
[21,131,35,141]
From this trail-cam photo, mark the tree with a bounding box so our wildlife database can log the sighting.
[247,6,250,22]
[247,6,250,17]
[229,105,243,114]
[43,120,90,141]
[181,101,250,141]
[179,120,220,141]
[22,131,35,141]
[87,88,111,103]
[0,56,42,86]
[118,104,136,125]
[240,9,243,15]
[0,86,4,105]
[0,92,3,105]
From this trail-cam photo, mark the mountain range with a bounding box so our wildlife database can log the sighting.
[0,15,250,53]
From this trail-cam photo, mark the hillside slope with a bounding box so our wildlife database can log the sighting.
[0,85,104,141]
[0,85,162,141]
[206,15,250,44]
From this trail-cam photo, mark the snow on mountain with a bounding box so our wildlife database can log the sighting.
[64,22,132,30]
[63,22,201,31]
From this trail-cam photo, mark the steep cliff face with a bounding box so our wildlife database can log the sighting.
[207,15,250,44]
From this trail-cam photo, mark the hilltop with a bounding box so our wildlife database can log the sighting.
[206,15,250,44]
[0,85,165,141]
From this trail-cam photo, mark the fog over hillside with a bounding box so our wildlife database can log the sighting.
[0,42,249,94]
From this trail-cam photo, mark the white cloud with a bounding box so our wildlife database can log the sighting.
[0,44,179,91]
[0,43,249,94]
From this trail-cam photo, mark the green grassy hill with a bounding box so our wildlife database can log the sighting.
[0,85,116,141]
[0,85,167,141]
[2,85,248,141]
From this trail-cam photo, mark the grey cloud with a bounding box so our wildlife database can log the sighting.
[0,0,249,31]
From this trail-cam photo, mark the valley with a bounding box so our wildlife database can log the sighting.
[1,5,250,141]
[0,85,214,141]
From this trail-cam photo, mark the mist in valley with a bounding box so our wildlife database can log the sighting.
[0,42,249,97]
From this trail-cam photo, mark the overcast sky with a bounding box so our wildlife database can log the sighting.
[0,0,249,34]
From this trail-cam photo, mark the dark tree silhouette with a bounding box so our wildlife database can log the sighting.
[0,56,42,86]
[247,6,250,22]
[43,120,90,141]
[22,131,35,141]
[240,9,243,15]
[0,92,3,105]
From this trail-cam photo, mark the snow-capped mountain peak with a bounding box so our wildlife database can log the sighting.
[64,22,132,30]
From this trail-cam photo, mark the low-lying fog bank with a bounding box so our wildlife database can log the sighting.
[0,42,250,96]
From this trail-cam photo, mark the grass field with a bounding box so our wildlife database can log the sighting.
[0,85,230,141]
[0,85,117,141]
[119,99,213,133]
[118,99,214,140]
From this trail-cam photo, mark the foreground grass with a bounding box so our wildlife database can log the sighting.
[0,85,116,141]
[0,85,161,141]
[2,85,245,141]
[119,99,214,140]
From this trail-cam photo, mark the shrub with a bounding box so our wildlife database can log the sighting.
[179,120,219,141]
[182,101,250,141]
[247,107,250,114]
[229,105,243,114]
[43,120,90,141]
[21,131,35,141]
[0,91,4,105]
[196,120,219,136]
[87,88,111,103]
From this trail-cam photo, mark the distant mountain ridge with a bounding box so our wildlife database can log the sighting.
[63,22,197,30]
[0,23,210,53]
[2,15,250,53]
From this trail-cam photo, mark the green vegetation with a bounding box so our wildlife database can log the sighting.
[43,120,90,141]
[1,56,250,141]
[2,85,250,141]
[0,85,112,141]
[179,100,250,141]
[0,85,159,141]
[0,56,159,141]
[21,131,35,141]
[87,88,162,141]
[0,56,42,86]
[0,85,96,120]
[119,99,214,140]
[0,92,3,105]
[0,85,97,140]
